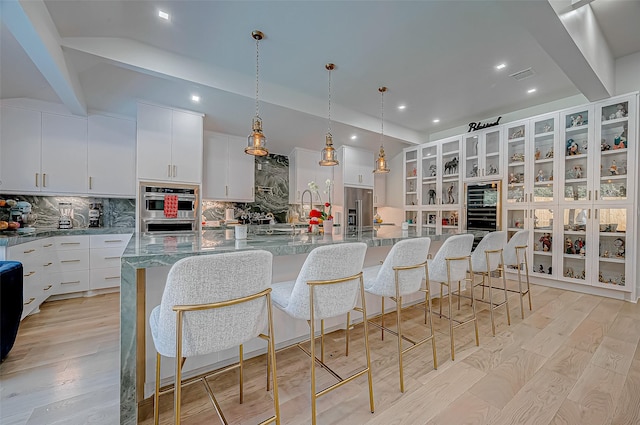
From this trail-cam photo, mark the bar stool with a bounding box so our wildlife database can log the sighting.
[362,237,436,393]
[149,251,280,425]
[270,243,374,425]
[428,234,477,361]
[501,230,532,319]
[469,231,511,336]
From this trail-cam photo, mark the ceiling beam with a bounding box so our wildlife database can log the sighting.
[502,0,613,101]
[1,0,86,115]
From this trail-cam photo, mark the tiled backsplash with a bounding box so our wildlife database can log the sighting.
[0,195,135,229]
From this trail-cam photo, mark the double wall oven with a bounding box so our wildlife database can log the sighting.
[139,183,199,233]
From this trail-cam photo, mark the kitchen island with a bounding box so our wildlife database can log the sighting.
[120,226,453,424]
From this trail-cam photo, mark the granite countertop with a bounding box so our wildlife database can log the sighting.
[0,227,135,247]
[121,225,454,268]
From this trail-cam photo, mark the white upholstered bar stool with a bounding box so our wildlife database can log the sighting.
[362,237,436,393]
[469,231,511,336]
[270,242,374,425]
[429,233,477,361]
[149,251,280,425]
[502,230,532,319]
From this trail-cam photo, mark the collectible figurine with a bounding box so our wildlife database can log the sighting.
[535,149,541,160]
[509,172,518,184]
[603,250,610,258]
[620,185,626,197]
[470,164,478,178]
[539,233,552,252]
[574,237,584,255]
[444,157,458,174]
[601,139,611,151]
[511,128,524,139]
[565,237,574,254]
[566,139,579,156]
[599,272,606,283]
[614,238,625,258]
[548,266,552,275]
[571,115,583,127]
[613,124,628,149]
[428,189,436,204]
[573,165,583,179]
[615,103,627,119]
[543,124,553,132]
[579,270,586,280]
[539,265,545,273]
[429,164,437,177]
[545,148,554,159]
[566,267,574,278]
[536,169,545,182]
[511,152,525,162]
[447,185,455,204]
[610,160,618,175]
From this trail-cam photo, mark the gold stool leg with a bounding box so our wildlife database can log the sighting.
[500,252,511,327]
[239,344,244,404]
[359,275,375,414]
[266,293,281,425]
[321,319,325,364]
[175,312,184,425]
[523,248,532,311]
[381,297,385,340]
[345,312,351,356]
[154,353,161,425]
[439,282,444,318]
[516,249,525,319]
[309,288,318,425]
[448,282,455,360]
[396,295,405,393]
[487,272,495,336]
[426,288,438,369]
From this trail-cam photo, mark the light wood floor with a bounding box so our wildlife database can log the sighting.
[2,282,640,425]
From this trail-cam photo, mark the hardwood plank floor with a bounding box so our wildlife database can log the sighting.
[2,284,640,425]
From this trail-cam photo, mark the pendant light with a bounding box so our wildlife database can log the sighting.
[245,30,268,156]
[374,86,390,173]
[320,63,339,166]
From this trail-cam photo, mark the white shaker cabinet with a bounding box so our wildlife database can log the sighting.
[340,146,374,187]
[41,113,88,193]
[288,148,333,204]
[137,102,203,184]
[0,106,41,192]
[374,173,386,207]
[203,132,255,201]
[88,115,136,197]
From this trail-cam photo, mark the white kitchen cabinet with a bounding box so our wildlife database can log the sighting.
[463,127,502,181]
[374,173,386,207]
[340,146,374,187]
[88,114,136,197]
[403,147,419,207]
[288,147,333,204]
[137,102,203,184]
[0,106,41,193]
[203,132,255,201]
[89,234,132,290]
[50,236,90,296]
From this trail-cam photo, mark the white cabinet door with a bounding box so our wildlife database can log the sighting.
[137,103,172,181]
[41,113,88,193]
[202,132,228,199]
[226,135,254,201]
[171,110,202,184]
[374,173,386,206]
[88,115,136,196]
[342,146,374,187]
[0,106,42,192]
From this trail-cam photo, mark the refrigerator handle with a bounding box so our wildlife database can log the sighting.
[356,199,363,234]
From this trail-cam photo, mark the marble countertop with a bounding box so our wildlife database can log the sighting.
[0,227,135,247]
[121,226,454,268]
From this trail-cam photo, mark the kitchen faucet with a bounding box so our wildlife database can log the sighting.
[300,189,313,220]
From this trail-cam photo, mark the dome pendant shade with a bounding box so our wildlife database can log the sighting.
[246,116,268,156]
[373,145,390,173]
[320,133,339,166]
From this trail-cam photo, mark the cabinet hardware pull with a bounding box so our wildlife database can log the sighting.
[36,173,39,187]
[61,259,81,263]
[595,190,598,200]
[43,285,53,291]
[61,242,81,245]
[43,243,53,247]
[595,209,598,219]
[587,209,591,219]
[225,185,228,196]
[43,262,53,267]
[24,271,35,277]
[24,297,35,305]
[105,276,120,280]
[105,256,120,260]
[173,165,177,177]
[61,280,81,285]
[43,173,47,187]
[23,249,35,254]
[525,210,527,218]
[104,240,123,243]
[168,165,171,177]
[588,190,591,201]
[89,176,93,190]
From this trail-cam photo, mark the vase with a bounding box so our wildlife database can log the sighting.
[323,220,333,234]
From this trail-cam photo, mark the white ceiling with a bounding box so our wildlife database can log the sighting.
[1,0,639,159]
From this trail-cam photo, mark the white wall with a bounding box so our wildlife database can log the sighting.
[615,52,640,95]
[376,152,405,225]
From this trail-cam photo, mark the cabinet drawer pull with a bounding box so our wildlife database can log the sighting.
[43,173,47,187]
[168,164,172,177]
[173,165,177,177]
[61,242,81,246]
[43,262,53,267]
[43,285,53,291]
[61,259,81,263]
[43,243,53,248]
[61,280,81,285]
[105,276,120,280]
[105,256,120,260]
[36,173,39,188]
[24,271,36,277]
[24,297,35,305]
[89,176,93,190]
[23,249,35,254]
[104,240,123,243]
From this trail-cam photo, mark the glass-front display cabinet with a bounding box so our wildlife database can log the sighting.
[594,207,630,291]
[505,207,557,278]
[420,209,460,236]
[505,121,527,204]
[404,148,418,207]
[560,105,593,203]
[531,114,558,203]
[464,128,502,181]
[561,207,590,283]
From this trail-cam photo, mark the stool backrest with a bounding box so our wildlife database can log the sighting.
[368,237,431,297]
[429,234,474,282]
[503,230,529,266]
[286,242,367,320]
[156,251,273,357]
[471,231,507,273]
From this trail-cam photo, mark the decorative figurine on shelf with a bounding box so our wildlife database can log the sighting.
[487,163,498,175]
[619,185,626,197]
[514,218,523,228]
[539,233,552,252]
[601,139,611,151]
[429,164,437,177]
[545,147,554,158]
[566,139,580,156]
[573,164,583,179]
[412,167,417,177]
[509,172,518,184]
[615,103,627,119]
[447,184,456,204]
[565,237,575,254]
[538,265,545,273]
[511,128,524,139]
[574,237,584,255]
[566,267,574,278]
[610,160,619,175]
[579,270,586,280]
[428,189,436,205]
[536,169,545,182]
[614,238,625,258]
[571,114,584,127]
[470,164,479,178]
[603,250,610,258]
[444,157,458,174]
[548,266,552,275]
[613,124,628,149]
[543,124,553,133]
[511,152,525,162]
[599,272,606,283]
[450,211,459,226]
[535,149,541,160]
[549,171,554,181]
[582,140,589,151]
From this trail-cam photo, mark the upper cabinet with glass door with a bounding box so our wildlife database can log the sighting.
[559,105,594,203]
[404,148,419,207]
[464,128,502,181]
[594,95,636,205]
[531,113,558,203]
[421,136,461,207]
[505,121,528,204]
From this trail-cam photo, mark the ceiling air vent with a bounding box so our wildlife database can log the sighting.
[509,67,535,81]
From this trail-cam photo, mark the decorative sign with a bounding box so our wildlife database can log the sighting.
[468,116,502,133]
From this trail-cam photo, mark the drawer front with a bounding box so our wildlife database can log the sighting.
[51,270,90,295]
[7,240,41,270]
[54,235,90,251]
[90,234,132,249]
[90,267,121,290]
[53,250,89,273]
[90,247,124,269]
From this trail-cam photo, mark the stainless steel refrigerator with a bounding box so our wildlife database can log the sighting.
[344,187,374,234]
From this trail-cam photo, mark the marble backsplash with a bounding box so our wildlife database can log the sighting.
[0,195,135,229]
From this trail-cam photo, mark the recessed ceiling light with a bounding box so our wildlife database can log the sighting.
[398,105,406,110]
[433,118,440,123]
[496,63,506,70]
[527,88,537,94]
[158,10,170,20]
[350,135,357,140]
[191,95,200,103]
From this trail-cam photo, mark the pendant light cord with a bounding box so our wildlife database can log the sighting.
[328,66,332,134]
[255,36,260,118]
[380,88,384,148]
